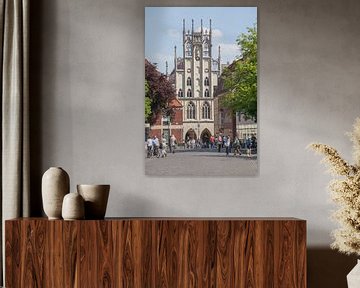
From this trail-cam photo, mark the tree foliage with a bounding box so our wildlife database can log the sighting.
[145,81,152,121]
[145,60,175,124]
[221,25,257,120]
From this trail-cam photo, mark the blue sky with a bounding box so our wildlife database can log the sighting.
[145,7,257,74]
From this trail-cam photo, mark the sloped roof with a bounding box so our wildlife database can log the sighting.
[168,97,182,108]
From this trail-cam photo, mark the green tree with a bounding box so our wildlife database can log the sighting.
[145,81,152,122]
[222,25,257,120]
[145,60,175,124]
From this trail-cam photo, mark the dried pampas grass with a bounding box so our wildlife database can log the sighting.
[308,118,360,256]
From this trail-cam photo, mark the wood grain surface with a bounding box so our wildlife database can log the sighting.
[5,218,306,287]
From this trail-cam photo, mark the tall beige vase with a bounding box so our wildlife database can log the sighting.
[77,184,110,219]
[42,167,70,219]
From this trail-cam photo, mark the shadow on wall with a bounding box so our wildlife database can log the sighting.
[308,248,357,288]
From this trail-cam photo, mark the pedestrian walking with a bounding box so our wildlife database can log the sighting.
[160,138,167,158]
[233,136,241,156]
[191,138,196,149]
[225,135,231,156]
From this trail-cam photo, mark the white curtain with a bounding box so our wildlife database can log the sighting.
[0,0,30,284]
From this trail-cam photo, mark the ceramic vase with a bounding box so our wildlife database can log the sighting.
[42,167,70,219]
[347,259,360,287]
[62,192,85,220]
[77,184,110,219]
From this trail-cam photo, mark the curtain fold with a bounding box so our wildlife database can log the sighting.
[0,0,30,284]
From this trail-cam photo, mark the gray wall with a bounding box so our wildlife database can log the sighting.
[30,0,360,286]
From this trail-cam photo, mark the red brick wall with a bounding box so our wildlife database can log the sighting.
[149,129,162,139]
[171,108,183,125]
[171,129,182,143]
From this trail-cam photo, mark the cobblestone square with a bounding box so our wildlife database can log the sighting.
[145,150,257,176]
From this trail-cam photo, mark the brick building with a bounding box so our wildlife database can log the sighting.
[147,97,183,143]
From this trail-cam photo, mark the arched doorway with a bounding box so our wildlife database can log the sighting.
[185,129,197,141]
[200,129,211,148]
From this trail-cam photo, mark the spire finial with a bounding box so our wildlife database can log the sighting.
[210,19,212,34]
[183,19,185,34]
[218,45,221,72]
[174,45,177,71]
[191,19,194,33]
[201,19,203,33]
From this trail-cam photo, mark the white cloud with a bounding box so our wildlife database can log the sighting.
[212,29,223,39]
[194,26,223,39]
[153,52,174,74]
[217,43,240,64]
[167,29,181,40]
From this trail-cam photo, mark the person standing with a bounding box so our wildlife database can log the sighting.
[146,136,153,158]
[170,134,177,153]
[217,134,222,152]
[153,136,160,157]
[210,135,215,149]
[246,136,252,157]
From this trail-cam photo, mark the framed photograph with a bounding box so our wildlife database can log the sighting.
[145,7,257,176]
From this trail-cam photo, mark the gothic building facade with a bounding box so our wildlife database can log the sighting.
[172,19,221,143]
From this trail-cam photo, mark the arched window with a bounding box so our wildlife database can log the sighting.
[178,89,183,97]
[185,42,192,57]
[203,43,209,57]
[187,102,196,119]
[187,77,192,86]
[187,89,192,97]
[202,102,211,119]
[204,77,209,86]
[204,88,209,97]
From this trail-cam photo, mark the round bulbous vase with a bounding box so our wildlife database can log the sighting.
[42,167,70,219]
[62,192,85,220]
[77,184,110,219]
[347,259,360,288]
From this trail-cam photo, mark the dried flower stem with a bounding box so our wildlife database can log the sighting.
[308,118,360,256]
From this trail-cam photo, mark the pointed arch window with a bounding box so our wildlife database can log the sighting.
[203,43,209,57]
[202,102,211,119]
[185,42,192,57]
[187,102,196,119]
[204,88,210,97]
[204,77,209,86]
[178,89,183,97]
[187,77,192,86]
[187,89,192,98]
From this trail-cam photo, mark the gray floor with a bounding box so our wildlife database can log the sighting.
[145,150,258,177]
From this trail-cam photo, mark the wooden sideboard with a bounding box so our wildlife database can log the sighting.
[5,218,306,287]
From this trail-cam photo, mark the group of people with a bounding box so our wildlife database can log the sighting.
[146,133,257,158]
[146,135,177,158]
[212,133,257,157]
